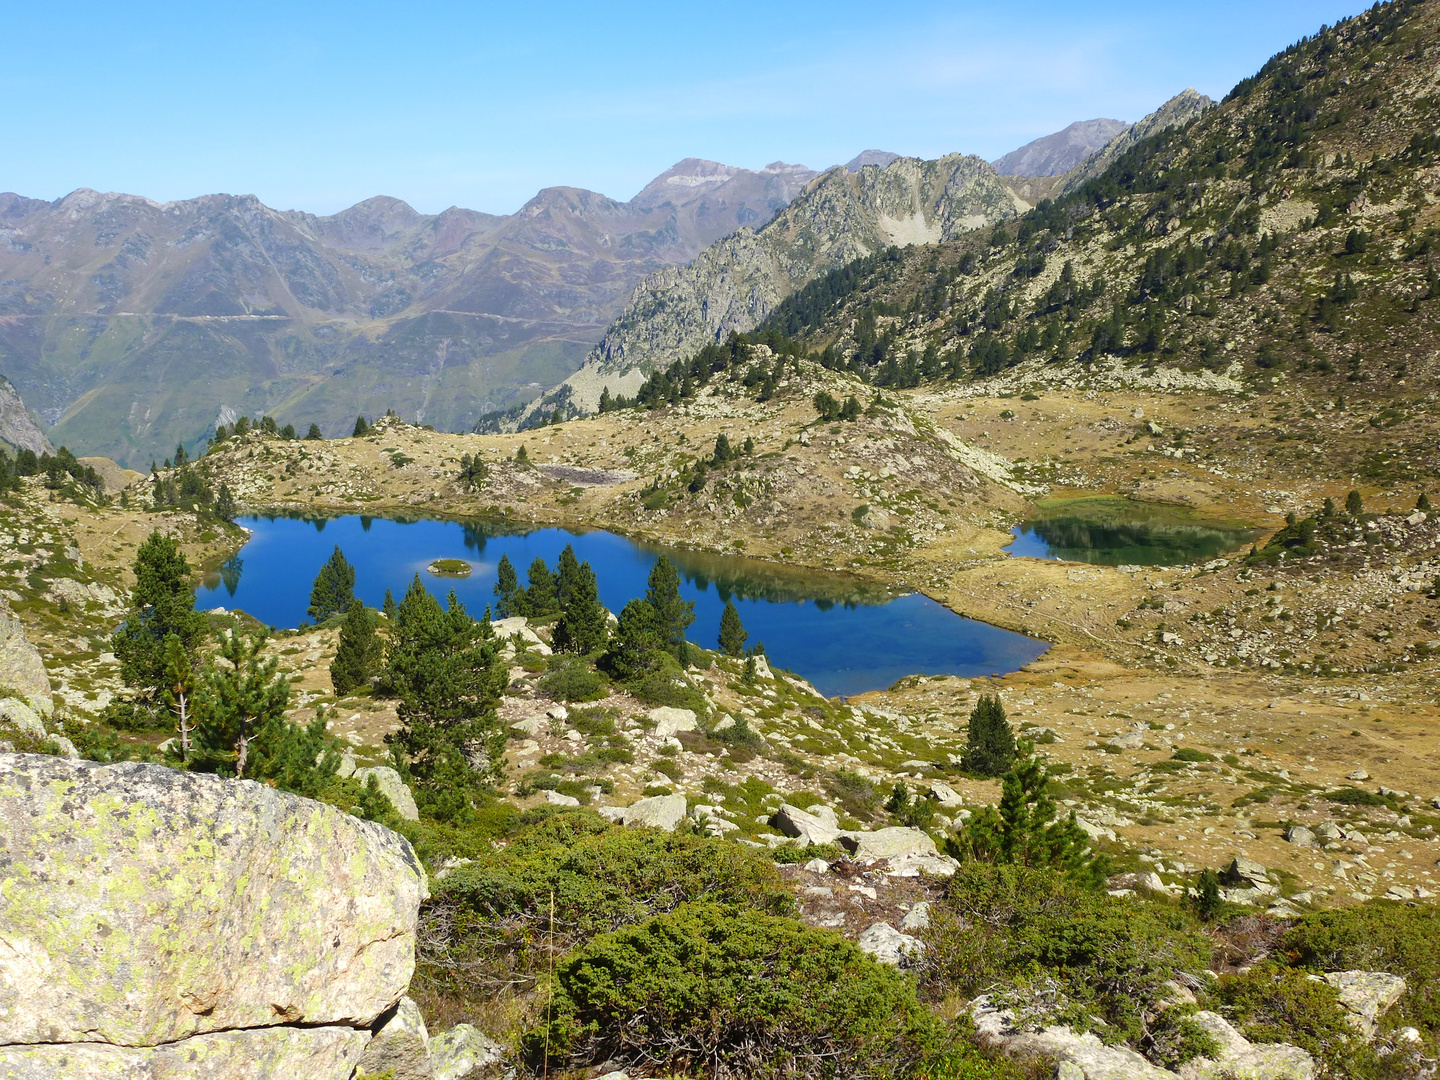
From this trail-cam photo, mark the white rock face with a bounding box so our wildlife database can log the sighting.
[355,765,421,821]
[648,706,697,738]
[622,794,688,831]
[0,754,427,1050]
[857,922,924,966]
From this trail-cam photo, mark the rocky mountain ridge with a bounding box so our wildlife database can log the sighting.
[0,375,51,456]
[991,117,1131,177]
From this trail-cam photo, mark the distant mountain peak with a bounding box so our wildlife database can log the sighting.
[992,119,1130,177]
[844,150,902,173]
[628,158,817,211]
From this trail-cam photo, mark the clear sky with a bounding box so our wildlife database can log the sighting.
[2,0,1367,216]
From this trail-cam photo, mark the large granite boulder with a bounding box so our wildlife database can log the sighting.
[772,803,841,846]
[0,609,50,714]
[354,764,421,821]
[621,794,687,831]
[1323,971,1408,1040]
[354,996,434,1080]
[837,826,937,861]
[0,754,427,1059]
[1177,1011,1316,1079]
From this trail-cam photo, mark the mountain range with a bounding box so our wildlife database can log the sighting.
[0,159,819,466]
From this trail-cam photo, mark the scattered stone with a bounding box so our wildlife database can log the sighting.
[0,697,44,739]
[803,858,830,874]
[596,805,626,823]
[900,902,931,931]
[1348,769,1369,781]
[1108,729,1146,750]
[0,610,51,712]
[1284,825,1318,848]
[545,704,569,721]
[544,789,581,807]
[355,765,421,821]
[857,922,923,967]
[772,803,841,846]
[1221,857,1270,889]
[971,998,1175,1079]
[510,717,544,736]
[622,794,687,832]
[929,781,964,808]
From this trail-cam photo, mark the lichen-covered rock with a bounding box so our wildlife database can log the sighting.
[429,1024,504,1080]
[857,922,923,967]
[0,1025,370,1079]
[0,754,427,1048]
[837,827,937,861]
[354,764,420,821]
[970,998,1175,1079]
[354,997,433,1080]
[772,803,841,846]
[647,706,697,738]
[0,699,44,739]
[1323,971,1407,1040]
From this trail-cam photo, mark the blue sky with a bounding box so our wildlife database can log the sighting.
[3,0,1365,216]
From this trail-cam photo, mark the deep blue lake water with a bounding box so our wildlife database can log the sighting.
[1006,497,1260,567]
[197,515,1049,697]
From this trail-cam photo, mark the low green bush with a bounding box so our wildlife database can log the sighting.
[418,812,794,1000]
[537,655,610,702]
[1171,747,1215,763]
[1216,963,1362,1075]
[528,902,942,1079]
[921,864,1213,1061]
[1321,787,1391,807]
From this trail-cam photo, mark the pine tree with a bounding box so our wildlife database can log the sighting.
[598,386,613,412]
[306,423,324,440]
[525,557,558,616]
[604,598,666,680]
[384,575,507,820]
[645,555,694,658]
[554,544,583,610]
[194,629,290,779]
[1345,489,1364,516]
[383,588,397,622]
[713,433,732,465]
[281,423,296,440]
[213,483,236,522]
[353,415,370,437]
[493,554,521,617]
[307,545,356,622]
[1419,493,1431,511]
[963,693,1015,777]
[173,442,188,467]
[161,634,195,762]
[331,599,381,695]
[718,598,748,656]
[112,531,209,698]
[948,741,1105,886]
[553,560,609,654]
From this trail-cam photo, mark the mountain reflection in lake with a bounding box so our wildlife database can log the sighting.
[198,514,1049,697]
[1007,497,1260,567]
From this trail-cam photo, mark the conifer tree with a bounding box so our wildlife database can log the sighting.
[645,555,694,658]
[949,740,1104,886]
[194,629,290,779]
[307,545,356,622]
[604,598,666,681]
[1419,493,1431,511]
[718,598,748,656]
[331,599,380,695]
[353,415,370,437]
[713,433,732,465]
[161,634,195,761]
[173,442,188,467]
[384,575,507,820]
[306,423,324,440]
[525,556,558,616]
[1345,489,1364,516]
[112,531,208,698]
[383,588,397,622]
[555,544,583,610]
[963,693,1015,777]
[493,554,521,617]
[553,560,608,654]
[281,423,296,440]
[213,483,236,522]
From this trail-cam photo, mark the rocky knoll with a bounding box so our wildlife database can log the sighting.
[0,754,428,1079]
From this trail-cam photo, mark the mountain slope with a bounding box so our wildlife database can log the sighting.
[521,154,1025,421]
[0,161,817,467]
[992,118,1130,176]
[1059,89,1214,192]
[740,0,1440,490]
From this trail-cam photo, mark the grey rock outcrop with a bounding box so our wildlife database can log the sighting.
[354,997,434,1080]
[1177,1011,1315,1079]
[772,803,842,846]
[0,604,51,714]
[0,754,427,1079]
[354,764,420,821]
[1061,90,1216,194]
[857,922,923,967]
[837,826,937,861]
[0,375,52,457]
[648,706,697,739]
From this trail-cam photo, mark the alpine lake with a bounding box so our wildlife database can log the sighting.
[1006,496,1262,567]
[198,514,1050,698]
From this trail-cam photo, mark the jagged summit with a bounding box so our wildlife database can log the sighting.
[844,150,902,172]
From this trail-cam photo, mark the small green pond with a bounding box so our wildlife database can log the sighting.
[1007,497,1262,567]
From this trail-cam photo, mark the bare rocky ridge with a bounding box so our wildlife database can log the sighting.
[991,117,1131,177]
[1060,89,1216,193]
[0,375,51,456]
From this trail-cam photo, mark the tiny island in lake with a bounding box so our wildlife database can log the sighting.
[426,558,472,577]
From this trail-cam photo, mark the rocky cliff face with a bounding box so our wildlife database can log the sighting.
[0,754,429,1080]
[991,118,1130,177]
[0,376,51,456]
[532,154,1025,417]
[1060,89,1215,192]
[0,159,816,467]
